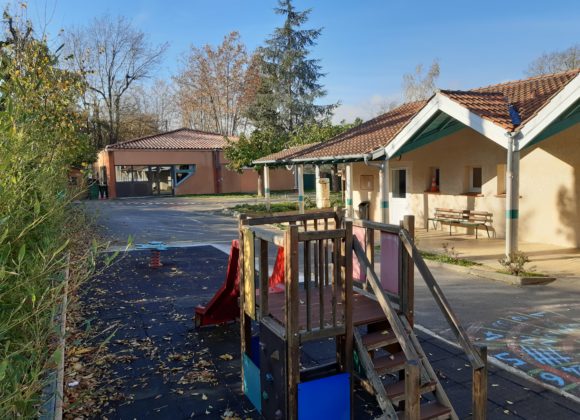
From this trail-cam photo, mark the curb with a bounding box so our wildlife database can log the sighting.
[414,324,580,406]
[424,260,556,286]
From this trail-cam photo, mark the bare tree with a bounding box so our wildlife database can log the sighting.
[63,15,168,146]
[403,59,440,102]
[174,31,258,136]
[526,44,579,76]
[127,80,178,132]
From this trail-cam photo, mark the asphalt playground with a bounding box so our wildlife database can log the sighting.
[82,196,580,418]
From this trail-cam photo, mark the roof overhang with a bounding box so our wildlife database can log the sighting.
[518,72,580,149]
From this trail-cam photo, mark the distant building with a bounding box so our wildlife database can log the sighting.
[96,128,294,198]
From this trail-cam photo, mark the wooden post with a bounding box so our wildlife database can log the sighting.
[343,220,354,415]
[405,359,420,420]
[365,227,375,292]
[259,239,269,318]
[239,216,252,392]
[472,344,488,420]
[401,215,415,326]
[285,225,300,419]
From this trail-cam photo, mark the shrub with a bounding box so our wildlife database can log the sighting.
[498,251,532,276]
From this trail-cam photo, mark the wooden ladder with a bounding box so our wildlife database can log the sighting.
[354,317,457,420]
[351,236,458,420]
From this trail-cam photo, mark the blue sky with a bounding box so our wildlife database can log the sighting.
[17,0,580,122]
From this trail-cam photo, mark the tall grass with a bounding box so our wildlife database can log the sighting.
[0,10,96,417]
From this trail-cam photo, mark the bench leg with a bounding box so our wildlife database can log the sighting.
[486,225,491,239]
[476,226,478,239]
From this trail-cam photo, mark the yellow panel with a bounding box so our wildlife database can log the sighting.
[242,228,255,319]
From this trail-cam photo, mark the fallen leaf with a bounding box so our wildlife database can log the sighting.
[219,354,233,361]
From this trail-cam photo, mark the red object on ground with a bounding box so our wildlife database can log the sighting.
[195,240,241,327]
[149,250,162,268]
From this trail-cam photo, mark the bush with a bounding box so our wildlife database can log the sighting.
[0,12,95,417]
[498,251,532,276]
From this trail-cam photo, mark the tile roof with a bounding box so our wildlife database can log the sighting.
[440,69,580,130]
[107,128,236,151]
[271,101,428,163]
[254,143,321,164]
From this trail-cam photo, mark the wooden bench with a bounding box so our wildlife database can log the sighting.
[428,208,494,239]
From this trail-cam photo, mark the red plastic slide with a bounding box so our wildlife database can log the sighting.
[194,241,286,327]
[195,240,241,327]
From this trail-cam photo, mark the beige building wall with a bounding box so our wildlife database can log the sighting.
[519,124,580,247]
[96,149,294,197]
[350,127,508,237]
[349,123,580,248]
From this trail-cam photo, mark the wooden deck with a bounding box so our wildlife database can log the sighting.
[265,286,386,330]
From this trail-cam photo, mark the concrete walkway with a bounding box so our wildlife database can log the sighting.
[417,228,580,278]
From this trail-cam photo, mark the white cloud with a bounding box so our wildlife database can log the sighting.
[332,93,401,124]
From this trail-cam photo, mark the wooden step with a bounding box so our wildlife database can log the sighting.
[385,379,438,404]
[373,351,406,375]
[362,329,398,351]
[397,401,452,420]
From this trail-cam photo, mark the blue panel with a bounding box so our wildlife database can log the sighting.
[243,353,262,413]
[250,335,260,366]
[298,373,350,420]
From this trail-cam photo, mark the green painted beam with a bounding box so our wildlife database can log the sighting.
[524,108,580,149]
[394,121,465,157]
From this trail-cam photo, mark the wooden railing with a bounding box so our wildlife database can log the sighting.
[398,228,487,419]
[350,216,487,419]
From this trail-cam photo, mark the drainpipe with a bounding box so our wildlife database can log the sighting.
[345,163,353,217]
[505,132,520,256]
[364,154,389,223]
[297,164,305,214]
[264,165,271,211]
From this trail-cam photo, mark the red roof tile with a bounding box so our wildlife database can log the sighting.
[440,69,580,130]
[107,128,236,150]
[254,143,322,164]
[282,101,428,162]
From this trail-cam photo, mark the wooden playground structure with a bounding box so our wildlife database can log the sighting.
[238,209,488,419]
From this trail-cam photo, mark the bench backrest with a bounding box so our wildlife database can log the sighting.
[434,208,492,224]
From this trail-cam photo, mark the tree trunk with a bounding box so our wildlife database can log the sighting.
[331,164,340,192]
[257,168,264,197]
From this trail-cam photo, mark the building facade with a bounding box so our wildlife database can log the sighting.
[96,128,294,198]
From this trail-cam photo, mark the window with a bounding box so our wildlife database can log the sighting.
[392,169,407,198]
[496,164,506,195]
[175,164,197,185]
[469,167,483,193]
[360,175,374,191]
[427,167,440,192]
[115,165,134,183]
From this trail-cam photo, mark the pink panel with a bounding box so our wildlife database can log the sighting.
[352,226,366,283]
[380,232,399,294]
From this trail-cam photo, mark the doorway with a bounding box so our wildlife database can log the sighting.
[390,168,410,224]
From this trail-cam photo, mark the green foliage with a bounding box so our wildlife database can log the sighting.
[230,201,315,214]
[246,0,336,132]
[498,251,532,276]
[420,251,480,268]
[289,118,362,146]
[0,10,95,417]
[224,128,288,172]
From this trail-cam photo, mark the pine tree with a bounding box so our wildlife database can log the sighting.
[246,0,336,132]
